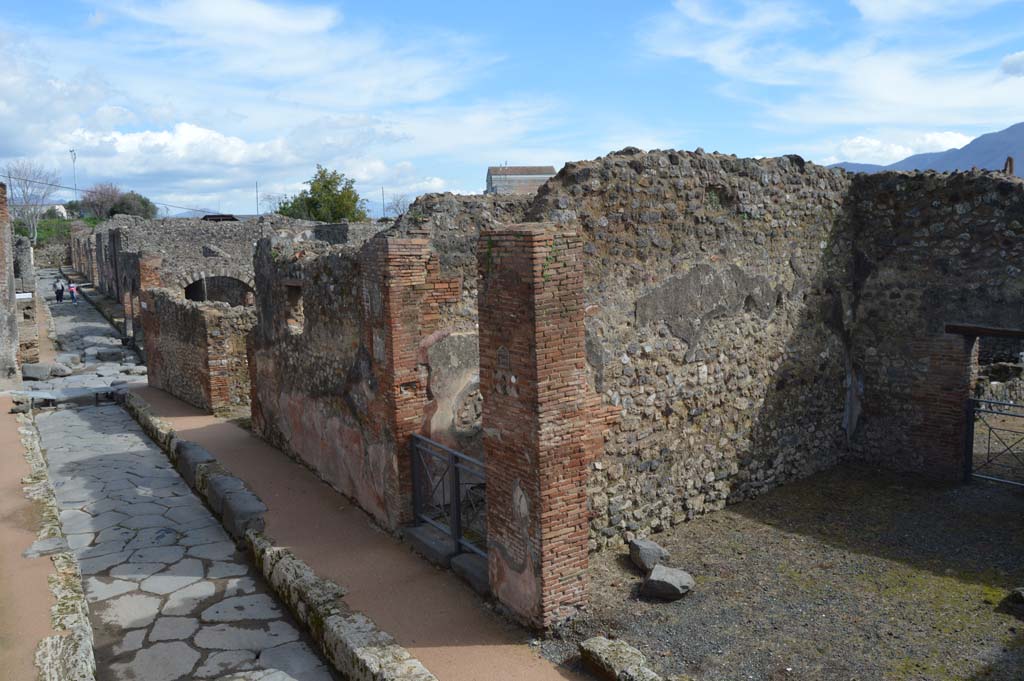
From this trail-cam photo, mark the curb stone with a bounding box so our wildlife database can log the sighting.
[17,413,97,681]
[117,390,439,681]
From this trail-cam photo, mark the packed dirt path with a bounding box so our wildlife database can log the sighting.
[28,272,337,680]
[132,385,586,681]
[0,395,57,680]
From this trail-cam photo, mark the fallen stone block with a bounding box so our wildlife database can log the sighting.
[55,353,81,366]
[580,636,662,681]
[641,564,694,601]
[629,538,670,573]
[49,363,74,378]
[174,441,216,488]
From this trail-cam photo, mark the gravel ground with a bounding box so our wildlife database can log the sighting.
[541,462,1024,681]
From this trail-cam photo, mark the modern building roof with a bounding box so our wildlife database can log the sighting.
[486,166,556,177]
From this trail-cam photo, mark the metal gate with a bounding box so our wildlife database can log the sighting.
[410,434,487,557]
[965,398,1024,486]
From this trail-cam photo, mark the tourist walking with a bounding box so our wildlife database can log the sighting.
[69,282,78,305]
[54,280,65,303]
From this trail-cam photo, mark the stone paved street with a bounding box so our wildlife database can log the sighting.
[28,270,336,681]
[16,268,150,397]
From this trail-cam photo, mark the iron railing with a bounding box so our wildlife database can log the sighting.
[410,434,487,557]
[965,398,1024,487]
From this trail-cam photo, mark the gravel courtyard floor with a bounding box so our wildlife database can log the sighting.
[542,463,1024,681]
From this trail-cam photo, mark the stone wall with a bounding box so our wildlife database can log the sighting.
[13,235,39,365]
[840,171,1024,479]
[140,288,256,415]
[526,149,852,548]
[979,335,1024,364]
[69,215,320,317]
[0,183,19,385]
[395,152,1023,551]
[248,231,471,530]
[393,192,531,331]
[185,276,254,306]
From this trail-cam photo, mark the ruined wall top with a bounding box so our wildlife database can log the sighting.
[392,192,532,278]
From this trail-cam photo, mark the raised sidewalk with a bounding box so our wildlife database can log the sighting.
[129,385,584,681]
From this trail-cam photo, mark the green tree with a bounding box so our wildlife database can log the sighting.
[111,191,158,218]
[277,165,368,222]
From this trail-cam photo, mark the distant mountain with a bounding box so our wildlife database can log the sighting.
[832,122,1023,174]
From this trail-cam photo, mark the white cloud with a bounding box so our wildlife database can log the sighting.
[0,2,563,212]
[644,1,1024,134]
[645,1,814,85]
[1003,50,1024,75]
[849,0,1014,23]
[914,131,973,150]
[829,136,914,165]
[114,0,340,40]
[815,130,973,164]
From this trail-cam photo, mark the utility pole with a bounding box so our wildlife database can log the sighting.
[256,180,260,216]
[381,186,385,219]
[69,149,78,200]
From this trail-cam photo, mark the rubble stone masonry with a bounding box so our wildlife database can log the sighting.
[141,287,256,415]
[407,150,1023,551]
[0,183,18,385]
[528,150,853,549]
[839,171,1024,479]
[247,232,466,530]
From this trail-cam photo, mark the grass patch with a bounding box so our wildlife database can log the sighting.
[13,218,76,247]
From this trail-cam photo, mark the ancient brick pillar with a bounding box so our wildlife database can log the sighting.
[0,183,19,385]
[138,251,163,290]
[910,333,979,479]
[133,252,163,351]
[360,236,459,527]
[478,224,595,628]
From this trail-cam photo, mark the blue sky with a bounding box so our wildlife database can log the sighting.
[1,0,1022,215]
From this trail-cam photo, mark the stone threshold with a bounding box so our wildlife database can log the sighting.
[118,389,438,681]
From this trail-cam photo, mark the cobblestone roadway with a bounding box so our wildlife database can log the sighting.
[30,271,336,681]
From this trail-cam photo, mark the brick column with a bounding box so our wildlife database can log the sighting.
[0,183,19,385]
[478,224,595,628]
[140,289,162,390]
[138,252,163,290]
[360,235,460,528]
[133,252,163,352]
[909,333,979,479]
